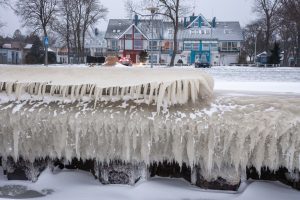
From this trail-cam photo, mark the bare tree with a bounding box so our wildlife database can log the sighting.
[280,0,300,66]
[243,21,265,63]
[127,0,189,66]
[253,0,280,51]
[15,0,58,64]
[63,0,107,63]
[53,0,72,63]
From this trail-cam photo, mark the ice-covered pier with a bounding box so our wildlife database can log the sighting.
[0,66,299,191]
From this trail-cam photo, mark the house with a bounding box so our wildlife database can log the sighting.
[0,44,23,64]
[105,16,164,63]
[105,14,243,65]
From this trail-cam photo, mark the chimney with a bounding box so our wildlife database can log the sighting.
[134,14,139,26]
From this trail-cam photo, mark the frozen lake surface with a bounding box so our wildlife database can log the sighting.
[202,66,300,82]
[200,66,300,94]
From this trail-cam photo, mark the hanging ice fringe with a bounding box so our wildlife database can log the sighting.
[0,66,214,111]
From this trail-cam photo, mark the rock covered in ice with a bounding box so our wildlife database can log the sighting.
[0,94,299,180]
[0,66,214,112]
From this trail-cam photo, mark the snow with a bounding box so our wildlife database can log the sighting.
[0,65,300,199]
[0,168,299,200]
[0,65,214,112]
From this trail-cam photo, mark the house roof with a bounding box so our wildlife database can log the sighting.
[105,19,164,40]
[105,18,243,42]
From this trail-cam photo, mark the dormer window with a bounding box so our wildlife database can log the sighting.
[224,29,231,34]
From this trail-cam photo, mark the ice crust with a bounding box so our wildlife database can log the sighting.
[0,95,299,181]
[0,66,214,112]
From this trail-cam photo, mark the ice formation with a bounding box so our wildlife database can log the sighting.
[0,94,299,182]
[0,66,214,112]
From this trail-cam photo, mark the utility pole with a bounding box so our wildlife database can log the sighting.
[44,36,49,67]
[147,7,158,68]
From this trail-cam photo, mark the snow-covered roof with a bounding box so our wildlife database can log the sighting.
[105,19,164,40]
[106,19,243,42]
[24,44,33,49]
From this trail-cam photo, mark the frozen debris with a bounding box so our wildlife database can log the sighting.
[0,95,299,177]
[0,66,214,112]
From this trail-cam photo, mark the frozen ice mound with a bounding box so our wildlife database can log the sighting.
[0,95,299,180]
[0,66,214,112]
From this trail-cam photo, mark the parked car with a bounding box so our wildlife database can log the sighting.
[195,62,210,68]
[119,57,133,66]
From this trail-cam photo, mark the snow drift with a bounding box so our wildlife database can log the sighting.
[0,66,214,112]
[0,95,299,182]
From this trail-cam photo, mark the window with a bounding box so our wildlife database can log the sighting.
[202,43,210,51]
[163,41,173,50]
[184,43,192,51]
[125,34,133,39]
[211,43,218,51]
[221,42,239,51]
[201,30,205,34]
[134,33,143,39]
[192,43,199,51]
[148,54,158,63]
[125,40,133,50]
[112,40,118,50]
[206,29,210,34]
[134,40,143,50]
[224,29,231,34]
[168,29,173,34]
[149,41,158,50]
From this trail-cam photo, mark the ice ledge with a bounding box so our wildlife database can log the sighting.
[0,67,214,112]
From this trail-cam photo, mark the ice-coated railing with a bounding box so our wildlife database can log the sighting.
[0,66,214,112]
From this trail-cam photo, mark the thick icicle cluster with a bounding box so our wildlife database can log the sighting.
[0,95,299,182]
[0,66,214,112]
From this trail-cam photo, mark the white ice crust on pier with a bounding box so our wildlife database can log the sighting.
[0,66,214,111]
[0,95,299,181]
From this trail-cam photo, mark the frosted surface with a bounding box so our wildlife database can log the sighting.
[0,94,299,181]
[0,66,214,111]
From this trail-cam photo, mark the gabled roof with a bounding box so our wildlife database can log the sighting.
[105,19,164,40]
[187,14,211,28]
[117,24,149,40]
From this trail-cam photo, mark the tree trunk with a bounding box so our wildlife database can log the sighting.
[170,30,178,67]
[266,17,271,52]
[297,24,300,67]
[67,12,70,64]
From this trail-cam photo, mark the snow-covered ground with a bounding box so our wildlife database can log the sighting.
[0,65,300,199]
[1,168,300,200]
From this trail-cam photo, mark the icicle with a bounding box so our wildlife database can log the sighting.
[0,82,3,91]
[89,84,96,98]
[94,87,100,108]
[75,85,81,99]
[190,80,196,103]
[42,83,47,98]
[156,83,167,112]
[148,83,156,104]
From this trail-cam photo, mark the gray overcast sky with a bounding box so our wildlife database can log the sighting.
[0,0,256,36]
